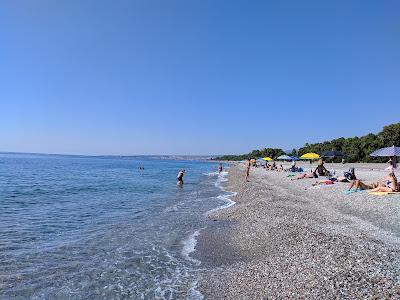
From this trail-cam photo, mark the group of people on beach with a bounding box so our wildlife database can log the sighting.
[244,158,399,193]
[348,172,399,193]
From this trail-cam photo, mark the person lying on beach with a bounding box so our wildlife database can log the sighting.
[329,176,349,182]
[370,172,399,193]
[314,160,329,176]
[291,172,318,180]
[312,179,334,186]
[347,179,380,191]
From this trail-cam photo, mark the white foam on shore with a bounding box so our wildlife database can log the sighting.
[179,167,235,299]
[182,230,202,266]
[188,280,204,300]
[206,168,237,215]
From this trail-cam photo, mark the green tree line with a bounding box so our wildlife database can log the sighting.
[214,122,400,162]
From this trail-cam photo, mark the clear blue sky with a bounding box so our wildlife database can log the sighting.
[1,1,399,155]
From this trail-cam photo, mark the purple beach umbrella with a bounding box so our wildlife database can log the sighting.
[370,145,400,157]
[370,145,400,170]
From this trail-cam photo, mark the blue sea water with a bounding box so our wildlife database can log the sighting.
[0,153,230,299]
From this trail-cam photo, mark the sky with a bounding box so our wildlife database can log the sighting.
[1,0,399,155]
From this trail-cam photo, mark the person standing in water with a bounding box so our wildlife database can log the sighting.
[177,169,185,186]
[218,163,223,174]
[245,158,251,182]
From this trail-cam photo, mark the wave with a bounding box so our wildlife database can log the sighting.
[203,171,228,177]
[181,230,202,266]
[206,169,237,215]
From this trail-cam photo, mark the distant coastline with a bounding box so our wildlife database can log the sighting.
[0,151,214,161]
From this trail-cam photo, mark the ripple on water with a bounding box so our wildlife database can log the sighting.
[0,154,223,299]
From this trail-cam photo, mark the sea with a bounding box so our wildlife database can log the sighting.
[0,153,234,299]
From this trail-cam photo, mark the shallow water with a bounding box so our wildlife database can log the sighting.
[0,153,229,299]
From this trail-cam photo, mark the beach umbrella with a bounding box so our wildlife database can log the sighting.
[262,157,273,161]
[300,153,320,160]
[321,150,345,173]
[321,150,345,158]
[300,153,320,171]
[290,156,299,161]
[276,155,293,161]
[370,145,400,157]
[370,145,400,170]
[256,158,264,165]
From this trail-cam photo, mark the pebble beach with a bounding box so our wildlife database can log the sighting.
[197,163,400,298]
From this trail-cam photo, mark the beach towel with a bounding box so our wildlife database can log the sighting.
[344,189,362,195]
[368,191,400,196]
[323,180,334,185]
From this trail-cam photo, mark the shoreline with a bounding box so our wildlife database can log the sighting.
[196,163,400,298]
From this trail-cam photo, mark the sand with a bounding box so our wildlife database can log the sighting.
[197,163,400,299]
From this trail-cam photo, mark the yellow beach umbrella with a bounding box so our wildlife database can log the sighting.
[299,153,320,160]
[262,157,273,161]
[300,153,320,172]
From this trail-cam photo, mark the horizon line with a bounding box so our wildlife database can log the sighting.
[0,150,217,158]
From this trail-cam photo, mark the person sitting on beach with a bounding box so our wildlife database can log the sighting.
[314,160,329,176]
[277,164,284,172]
[291,172,318,180]
[370,172,399,193]
[177,169,185,186]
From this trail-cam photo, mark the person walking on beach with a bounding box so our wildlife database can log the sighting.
[245,158,251,182]
[218,163,223,174]
[177,169,185,186]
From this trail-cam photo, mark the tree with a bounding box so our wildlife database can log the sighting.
[378,123,400,147]
[215,122,400,162]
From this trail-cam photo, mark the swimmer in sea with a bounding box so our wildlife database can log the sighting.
[218,163,223,174]
[177,169,185,186]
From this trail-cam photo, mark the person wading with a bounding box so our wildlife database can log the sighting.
[177,169,185,186]
[218,163,223,174]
